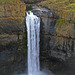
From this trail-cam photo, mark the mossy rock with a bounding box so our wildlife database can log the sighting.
[56,19,67,28]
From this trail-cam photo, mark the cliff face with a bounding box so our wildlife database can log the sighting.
[32,6,75,61]
[0,0,26,54]
[0,0,26,34]
[38,0,75,38]
[0,1,26,73]
[37,0,75,61]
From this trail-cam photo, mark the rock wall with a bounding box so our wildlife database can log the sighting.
[0,0,26,34]
[0,1,26,73]
[0,0,26,51]
[0,0,26,53]
[32,6,75,61]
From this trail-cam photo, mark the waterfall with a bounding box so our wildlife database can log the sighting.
[26,11,40,75]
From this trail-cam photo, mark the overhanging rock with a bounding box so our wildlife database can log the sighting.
[32,6,58,34]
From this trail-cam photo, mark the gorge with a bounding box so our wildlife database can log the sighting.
[0,0,75,75]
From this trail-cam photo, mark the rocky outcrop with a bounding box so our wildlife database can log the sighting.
[0,0,26,34]
[32,6,58,34]
[32,6,75,61]
[0,0,26,52]
[56,21,75,38]
[0,1,26,74]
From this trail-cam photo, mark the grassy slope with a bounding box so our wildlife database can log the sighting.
[38,0,75,21]
[38,0,75,29]
[0,0,14,2]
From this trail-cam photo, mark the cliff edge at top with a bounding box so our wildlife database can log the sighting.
[38,0,75,38]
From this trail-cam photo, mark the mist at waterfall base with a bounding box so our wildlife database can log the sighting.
[13,11,54,75]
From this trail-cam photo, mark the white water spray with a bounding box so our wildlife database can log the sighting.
[26,11,40,75]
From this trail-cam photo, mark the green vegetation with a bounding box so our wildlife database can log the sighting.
[70,21,75,24]
[0,0,14,2]
[56,18,75,28]
[38,0,75,29]
[56,19,66,28]
[38,0,75,20]
[57,19,64,22]
[67,3,75,7]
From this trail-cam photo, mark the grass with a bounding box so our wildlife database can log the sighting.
[67,3,75,7]
[0,0,14,2]
[56,18,75,28]
[70,21,75,24]
[57,19,64,22]
[38,0,75,20]
[56,19,66,28]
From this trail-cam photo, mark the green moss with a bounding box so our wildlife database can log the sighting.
[56,18,75,28]
[70,21,75,24]
[56,18,67,28]
[0,0,14,2]
[67,3,75,7]
[57,19,64,22]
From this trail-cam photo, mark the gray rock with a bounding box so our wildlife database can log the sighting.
[32,6,75,61]
[32,6,58,34]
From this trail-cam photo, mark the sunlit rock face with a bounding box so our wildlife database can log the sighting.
[32,6,75,61]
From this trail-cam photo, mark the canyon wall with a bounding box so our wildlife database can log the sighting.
[32,6,75,61]
[0,0,26,34]
[0,0,26,50]
[0,1,26,74]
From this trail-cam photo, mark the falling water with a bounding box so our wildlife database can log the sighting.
[26,11,40,75]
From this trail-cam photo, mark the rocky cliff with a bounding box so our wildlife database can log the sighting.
[32,5,75,61]
[0,0,26,51]
[37,0,75,61]
[0,1,26,74]
[0,0,26,34]
[38,0,75,38]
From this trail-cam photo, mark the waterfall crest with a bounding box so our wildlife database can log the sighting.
[26,11,40,75]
